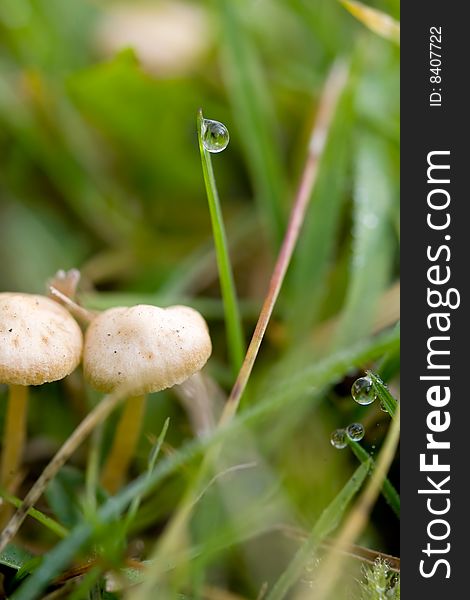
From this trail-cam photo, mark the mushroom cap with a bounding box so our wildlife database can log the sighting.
[83,304,212,395]
[0,293,83,386]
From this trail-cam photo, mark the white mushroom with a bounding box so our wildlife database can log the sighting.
[0,293,83,490]
[83,304,211,493]
[95,1,211,77]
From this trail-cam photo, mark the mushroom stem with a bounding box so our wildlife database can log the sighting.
[1,384,29,491]
[0,385,130,552]
[174,372,219,438]
[100,395,147,494]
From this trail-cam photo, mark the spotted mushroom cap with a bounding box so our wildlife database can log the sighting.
[0,293,83,386]
[83,304,212,395]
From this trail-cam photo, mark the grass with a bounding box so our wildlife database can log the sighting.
[0,491,68,540]
[6,327,399,599]
[347,439,400,517]
[0,0,399,598]
[267,461,371,600]
[197,108,245,373]
[368,370,399,418]
[219,0,288,249]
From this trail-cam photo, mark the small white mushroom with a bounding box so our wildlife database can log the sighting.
[82,304,211,492]
[95,1,211,77]
[0,293,83,490]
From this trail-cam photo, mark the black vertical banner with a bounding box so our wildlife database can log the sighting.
[401,3,467,597]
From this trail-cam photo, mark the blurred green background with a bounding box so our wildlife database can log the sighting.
[0,0,399,597]
[0,0,399,296]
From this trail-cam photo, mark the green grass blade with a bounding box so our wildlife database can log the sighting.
[261,325,398,406]
[333,133,395,349]
[11,327,398,600]
[84,424,103,517]
[0,490,69,540]
[125,417,170,527]
[348,440,400,517]
[67,566,102,600]
[220,61,349,422]
[367,370,398,418]
[197,109,245,373]
[267,461,371,600]
[0,544,35,571]
[219,0,287,248]
[82,292,259,322]
[286,73,353,338]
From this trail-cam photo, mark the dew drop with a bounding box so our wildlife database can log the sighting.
[202,118,229,153]
[361,212,379,229]
[380,400,388,413]
[346,422,365,442]
[351,376,377,406]
[304,557,321,574]
[330,428,347,449]
[304,561,314,573]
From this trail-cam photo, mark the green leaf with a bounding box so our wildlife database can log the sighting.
[67,50,206,200]
[10,557,43,589]
[0,544,34,571]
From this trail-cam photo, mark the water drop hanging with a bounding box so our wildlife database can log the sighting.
[351,376,377,406]
[202,118,229,153]
[346,422,365,442]
[330,428,347,449]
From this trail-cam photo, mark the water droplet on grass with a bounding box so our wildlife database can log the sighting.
[361,212,379,229]
[351,376,376,405]
[346,422,365,442]
[330,428,347,449]
[202,118,229,152]
[305,558,320,573]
